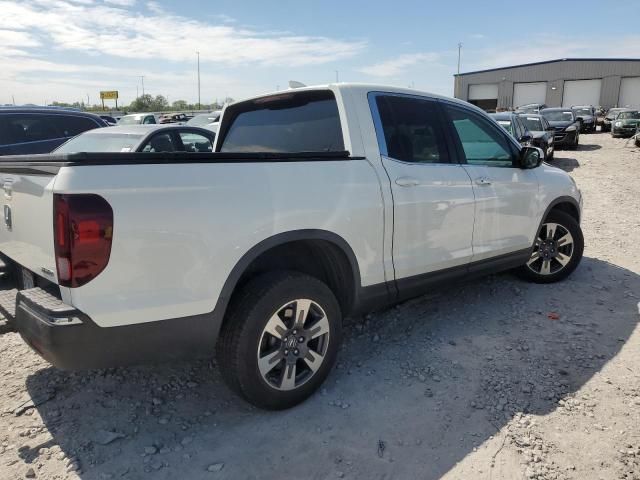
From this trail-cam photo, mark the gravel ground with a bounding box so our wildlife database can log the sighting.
[1,132,639,480]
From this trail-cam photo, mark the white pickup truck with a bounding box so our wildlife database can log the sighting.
[0,84,583,409]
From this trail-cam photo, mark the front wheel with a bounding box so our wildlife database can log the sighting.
[217,271,342,409]
[515,210,584,283]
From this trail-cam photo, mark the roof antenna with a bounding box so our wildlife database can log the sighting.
[288,80,306,89]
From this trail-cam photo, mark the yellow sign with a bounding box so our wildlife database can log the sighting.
[100,91,119,100]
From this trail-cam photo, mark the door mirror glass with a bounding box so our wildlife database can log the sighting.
[519,146,543,169]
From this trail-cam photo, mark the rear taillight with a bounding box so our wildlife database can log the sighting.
[53,194,113,288]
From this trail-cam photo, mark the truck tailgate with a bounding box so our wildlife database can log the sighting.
[0,170,58,282]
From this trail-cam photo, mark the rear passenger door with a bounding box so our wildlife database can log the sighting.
[442,102,539,261]
[369,93,475,288]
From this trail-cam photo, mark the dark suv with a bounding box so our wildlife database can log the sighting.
[0,107,108,155]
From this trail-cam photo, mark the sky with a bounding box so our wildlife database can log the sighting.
[1,0,639,106]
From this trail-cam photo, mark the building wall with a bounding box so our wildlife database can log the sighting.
[454,59,640,109]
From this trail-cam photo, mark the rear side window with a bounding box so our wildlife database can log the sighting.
[0,114,63,145]
[57,115,100,137]
[219,90,344,153]
[374,94,449,164]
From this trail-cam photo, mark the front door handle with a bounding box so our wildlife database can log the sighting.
[475,177,492,186]
[395,176,420,187]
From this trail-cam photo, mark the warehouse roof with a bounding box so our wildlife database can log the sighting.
[455,58,640,77]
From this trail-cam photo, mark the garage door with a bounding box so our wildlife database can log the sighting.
[562,79,602,107]
[619,77,640,108]
[513,82,547,108]
[468,84,498,111]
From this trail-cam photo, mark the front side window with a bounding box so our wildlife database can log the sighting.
[179,132,214,152]
[220,90,344,153]
[444,105,515,167]
[58,115,100,137]
[374,95,449,164]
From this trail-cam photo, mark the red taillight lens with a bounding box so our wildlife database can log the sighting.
[53,194,113,288]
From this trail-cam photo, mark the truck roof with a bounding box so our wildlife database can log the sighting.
[230,83,473,109]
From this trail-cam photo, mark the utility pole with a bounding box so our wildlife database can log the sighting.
[457,42,463,74]
[136,85,139,98]
[86,93,90,107]
[139,76,145,97]
[196,51,201,110]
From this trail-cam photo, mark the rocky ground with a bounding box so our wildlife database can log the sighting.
[1,132,639,480]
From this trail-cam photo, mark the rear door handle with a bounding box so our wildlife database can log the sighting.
[474,177,492,186]
[395,176,420,187]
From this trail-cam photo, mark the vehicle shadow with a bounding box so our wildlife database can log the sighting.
[575,143,601,151]
[23,257,639,479]
[551,156,580,172]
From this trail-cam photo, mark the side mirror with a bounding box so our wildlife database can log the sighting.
[519,134,532,143]
[575,116,583,122]
[519,146,544,169]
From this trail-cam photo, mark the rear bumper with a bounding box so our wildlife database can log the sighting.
[10,287,218,370]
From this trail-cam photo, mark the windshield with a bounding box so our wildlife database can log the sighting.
[542,110,574,122]
[118,116,142,125]
[54,132,143,153]
[496,120,514,135]
[521,117,544,131]
[573,108,592,116]
[187,114,220,127]
[617,111,640,120]
[606,109,625,119]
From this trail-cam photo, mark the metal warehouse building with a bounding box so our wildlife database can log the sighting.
[453,58,640,111]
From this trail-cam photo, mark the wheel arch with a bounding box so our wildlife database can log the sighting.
[535,196,581,240]
[212,230,363,335]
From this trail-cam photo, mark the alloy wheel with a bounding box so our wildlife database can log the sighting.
[257,299,330,391]
[526,222,574,275]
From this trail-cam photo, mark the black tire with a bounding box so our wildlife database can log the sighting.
[515,210,584,284]
[216,271,342,410]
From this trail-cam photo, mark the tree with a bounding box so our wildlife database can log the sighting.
[171,100,189,110]
[127,94,169,112]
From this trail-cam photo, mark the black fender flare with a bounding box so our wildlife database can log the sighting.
[210,229,363,333]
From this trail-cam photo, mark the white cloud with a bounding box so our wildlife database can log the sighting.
[357,53,440,77]
[0,0,364,67]
[104,0,136,6]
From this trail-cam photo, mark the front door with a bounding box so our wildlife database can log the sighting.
[441,102,540,261]
[369,93,476,293]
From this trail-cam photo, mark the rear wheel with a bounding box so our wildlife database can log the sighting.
[515,210,583,283]
[217,271,341,409]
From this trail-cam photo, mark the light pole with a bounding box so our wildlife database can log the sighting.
[457,42,462,74]
[139,76,145,97]
[196,51,201,110]
[335,70,339,83]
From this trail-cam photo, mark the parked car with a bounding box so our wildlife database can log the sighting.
[571,106,596,133]
[0,84,583,409]
[611,110,640,138]
[490,111,535,146]
[516,103,548,114]
[0,107,108,155]
[518,113,555,161]
[54,125,216,153]
[117,113,160,125]
[540,108,581,149]
[602,108,629,132]
[159,113,188,124]
[187,111,222,128]
[571,106,595,132]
